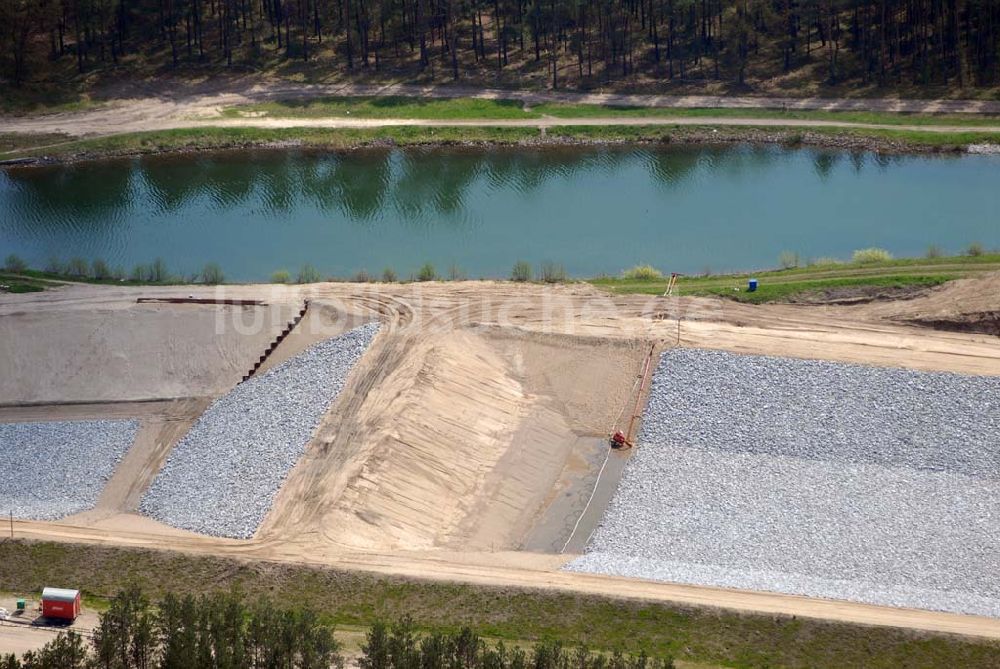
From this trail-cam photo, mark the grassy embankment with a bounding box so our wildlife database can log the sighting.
[590,253,1000,304]
[4,123,999,162]
[0,266,199,293]
[5,96,1000,162]
[2,540,999,669]
[4,253,998,303]
[0,126,540,161]
[0,270,67,293]
[218,95,1000,147]
[0,133,75,154]
[221,95,1000,127]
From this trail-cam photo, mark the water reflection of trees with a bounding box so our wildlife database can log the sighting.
[643,145,796,189]
[813,152,840,180]
[393,150,483,223]
[2,161,135,233]
[644,147,714,187]
[309,152,391,222]
[1,146,913,236]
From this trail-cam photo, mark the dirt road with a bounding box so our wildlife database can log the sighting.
[8,517,1000,641]
[0,622,92,656]
[5,111,1000,140]
[0,595,98,657]
[3,81,1000,138]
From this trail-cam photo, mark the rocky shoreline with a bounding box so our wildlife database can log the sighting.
[2,124,995,168]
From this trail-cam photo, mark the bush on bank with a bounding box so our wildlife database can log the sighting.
[4,254,27,273]
[621,265,664,281]
[0,587,676,669]
[852,248,893,264]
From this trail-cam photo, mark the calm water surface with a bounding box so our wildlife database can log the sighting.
[1,145,998,280]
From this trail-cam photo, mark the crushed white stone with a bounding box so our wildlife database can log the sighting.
[0,420,139,520]
[140,322,379,538]
[565,348,1000,618]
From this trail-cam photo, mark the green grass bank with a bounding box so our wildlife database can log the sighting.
[221,95,1000,128]
[3,120,1000,166]
[4,253,998,304]
[1,541,999,669]
[591,253,1000,303]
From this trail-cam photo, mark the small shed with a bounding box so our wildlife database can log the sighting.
[41,587,81,621]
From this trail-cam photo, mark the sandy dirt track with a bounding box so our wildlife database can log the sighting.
[2,276,1000,642]
[3,82,1000,139]
[7,114,1000,138]
[8,519,1000,641]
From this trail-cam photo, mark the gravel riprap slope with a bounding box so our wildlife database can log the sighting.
[140,322,379,539]
[639,348,1000,478]
[0,420,139,520]
[565,348,1000,618]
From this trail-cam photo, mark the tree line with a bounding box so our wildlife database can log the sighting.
[1,0,998,89]
[0,586,676,669]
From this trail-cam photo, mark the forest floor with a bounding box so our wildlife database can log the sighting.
[7,80,1000,120]
[4,83,1000,162]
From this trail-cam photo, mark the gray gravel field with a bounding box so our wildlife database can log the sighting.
[0,420,139,520]
[565,348,1000,618]
[140,322,379,539]
[640,348,1000,478]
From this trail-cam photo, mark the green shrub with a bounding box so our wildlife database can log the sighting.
[925,245,943,259]
[621,264,664,281]
[150,257,168,283]
[271,270,291,284]
[511,261,533,282]
[809,257,843,267]
[130,264,149,282]
[416,263,437,282]
[852,248,893,264]
[4,254,27,273]
[381,267,398,282]
[777,251,800,270]
[67,257,90,277]
[539,261,567,283]
[296,264,322,284]
[354,269,373,283]
[91,259,111,280]
[966,242,985,257]
[45,257,64,274]
[201,262,225,284]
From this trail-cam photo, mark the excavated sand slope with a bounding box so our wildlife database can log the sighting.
[261,326,647,552]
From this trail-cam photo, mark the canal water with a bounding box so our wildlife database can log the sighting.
[1,145,997,280]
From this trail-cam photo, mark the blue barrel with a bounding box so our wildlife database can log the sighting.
[748,278,758,292]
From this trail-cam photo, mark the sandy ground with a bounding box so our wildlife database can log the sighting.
[260,325,647,552]
[0,299,292,404]
[0,595,98,656]
[2,275,1000,647]
[3,82,1000,141]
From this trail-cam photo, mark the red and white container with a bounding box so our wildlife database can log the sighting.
[41,587,81,621]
